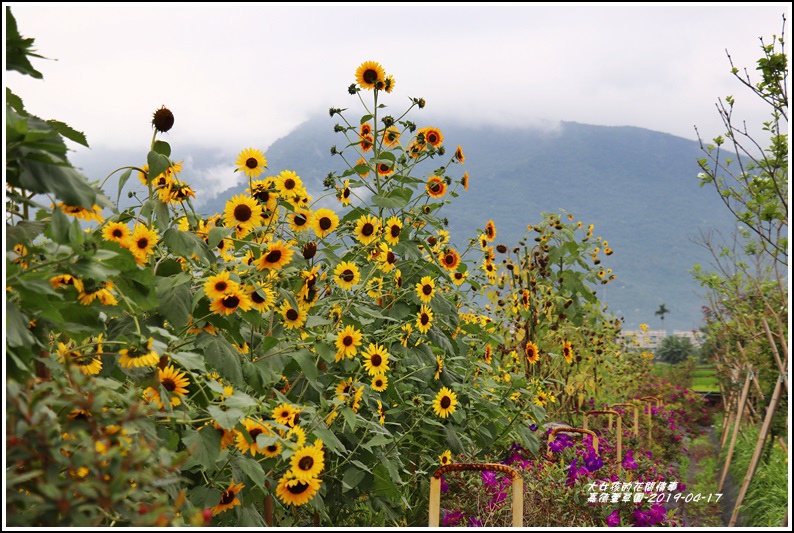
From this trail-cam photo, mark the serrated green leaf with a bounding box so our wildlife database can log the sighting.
[182,427,221,467]
[342,466,366,492]
[207,404,244,430]
[116,169,132,206]
[313,426,346,454]
[163,227,215,265]
[47,119,88,147]
[204,337,245,386]
[292,348,319,385]
[236,454,266,489]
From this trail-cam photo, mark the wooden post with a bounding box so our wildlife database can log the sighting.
[718,368,753,493]
[639,397,658,446]
[429,463,523,527]
[612,403,639,437]
[730,373,785,526]
[264,480,274,526]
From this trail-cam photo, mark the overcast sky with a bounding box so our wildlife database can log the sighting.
[6,3,790,160]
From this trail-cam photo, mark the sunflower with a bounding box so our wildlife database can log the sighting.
[362,343,390,376]
[144,365,190,409]
[78,281,118,306]
[211,481,245,516]
[256,239,295,271]
[426,176,447,199]
[335,377,354,401]
[275,170,305,196]
[415,276,435,304]
[333,261,361,290]
[359,133,374,153]
[376,162,393,177]
[236,148,267,178]
[439,450,452,466]
[420,127,444,148]
[248,177,278,205]
[377,400,386,426]
[455,145,465,164]
[383,126,401,147]
[276,473,321,507]
[223,194,263,238]
[354,214,381,246]
[101,221,131,246]
[50,274,84,292]
[335,324,363,362]
[360,122,372,137]
[289,440,325,481]
[376,243,398,274]
[311,208,339,239]
[371,374,388,392]
[407,141,425,159]
[272,403,296,427]
[287,425,307,449]
[521,289,530,311]
[451,269,468,286]
[209,288,252,316]
[383,74,396,93]
[382,216,403,247]
[484,220,497,242]
[128,224,159,264]
[235,418,272,457]
[562,341,574,364]
[434,355,443,380]
[484,344,493,365]
[366,277,384,300]
[355,60,385,90]
[279,301,308,330]
[336,180,353,207]
[204,271,239,300]
[118,338,159,369]
[432,387,458,419]
[58,202,104,223]
[287,209,313,233]
[462,172,470,191]
[247,284,276,313]
[416,304,434,334]
[525,341,540,365]
[57,340,102,375]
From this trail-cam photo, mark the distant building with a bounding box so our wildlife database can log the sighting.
[621,329,703,350]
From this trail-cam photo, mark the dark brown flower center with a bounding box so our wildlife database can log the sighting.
[390,225,401,238]
[286,309,299,321]
[162,377,176,392]
[265,250,282,263]
[363,69,378,84]
[284,179,295,190]
[251,291,266,304]
[319,217,332,230]
[249,428,263,440]
[371,354,382,367]
[421,314,430,326]
[361,223,374,237]
[444,254,455,265]
[234,204,252,222]
[341,269,354,282]
[136,238,149,250]
[287,481,309,495]
[214,281,228,293]
[112,228,124,238]
[294,214,307,226]
[219,490,235,505]
[422,285,432,296]
[440,396,451,409]
[245,157,258,169]
[254,190,270,203]
[298,456,314,471]
[343,336,353,347]
[222,295,240,309]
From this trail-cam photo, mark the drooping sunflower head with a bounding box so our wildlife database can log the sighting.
[426,176,447,199]
[485,220,497,242]
[455,145,465,164]
[562,341,574,364]
[461,172,470,191]
[355,60,385,90]
[383,126,401,147]
[151,105,174,133]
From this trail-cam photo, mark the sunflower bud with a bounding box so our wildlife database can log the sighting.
[302,242,318,260]
[382,115,395,127]
[333,124,345,133]
[348,84,359,95]
[151,105,174,133]
[496,244,507,254]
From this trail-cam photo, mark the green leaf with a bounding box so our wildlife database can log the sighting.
[207,226,233,248]
[292,348,319,386]
[5,301,34,348]
[116,169,132,206]
[163,227,215,265]
[156,277,192,329]
[363,434,393,451]
[6,87,25,113]
[312,426,346,454]
[147,150,171,182]
[236,454,266,489]
[5,8,45,79]
[224,390,258,410]
[371,188,412,209]
[372,463,401,500]
[204,337,245,386]
[342,466,366,492]
[341,406,357,431]
[6,220,46,248]
[153,140,171,157]
[207,404,244,430]
[170,350,207,373]
[46,120,88,147]
[182,427,221,467]
[443,425,465,453]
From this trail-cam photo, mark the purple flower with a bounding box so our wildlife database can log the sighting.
[622,449,638,470]
[549,438,565,454]
[481,470,497,487]
[440,475,449,494]
[606,510,621,527]
[633,509,652,527]
[584,453,604,472]
[529,423,538,432]
[488,490,507,509]
[469,516,483,527]
[649,503,667,524]
[443,510,464,527]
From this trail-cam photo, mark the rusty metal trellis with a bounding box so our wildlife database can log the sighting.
[428,462,523,527]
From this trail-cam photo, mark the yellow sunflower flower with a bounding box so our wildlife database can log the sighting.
[56,340,102,375]
[235,418,273,457]
[525,341,540,365]
[223,194,263,238]
[272,403,296,427]
[275,473,321,507]
[333,261,361,290]
[361,343,390,376]
[383,126,400,148]
[118,338,159,369]
[289,440,325,481]
[335,325,363,362]
[275,170,305,196]
[212,481,244,516]
[311,208,339,239]
[416,304,434,334]
[279,301,308,330]
[355,60,385,90]
[143,365,190,409]
[383,216,403,246]
[484,220,497,242]
[204,271,239,300]
[371,374,388,392]
[256,239,294,271]
[287,209,313,233]
[128,224,159,265]
[462,172,470,191]
[355,214,381,246]
[432,387,458,419]
[455,145,465,164]
[439,450,452,466]
[235,148,267,178]
[415,276,435,304]
[101,221,131,246]
[426,176,447,199]
[209,288,252,316]
[562,341,574,364]
[247,284,275,312]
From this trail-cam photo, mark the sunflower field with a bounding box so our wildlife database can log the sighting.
[6,7,767,528]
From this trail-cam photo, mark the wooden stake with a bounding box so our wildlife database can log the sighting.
[729,374,785,526]
[718,367,752,493]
